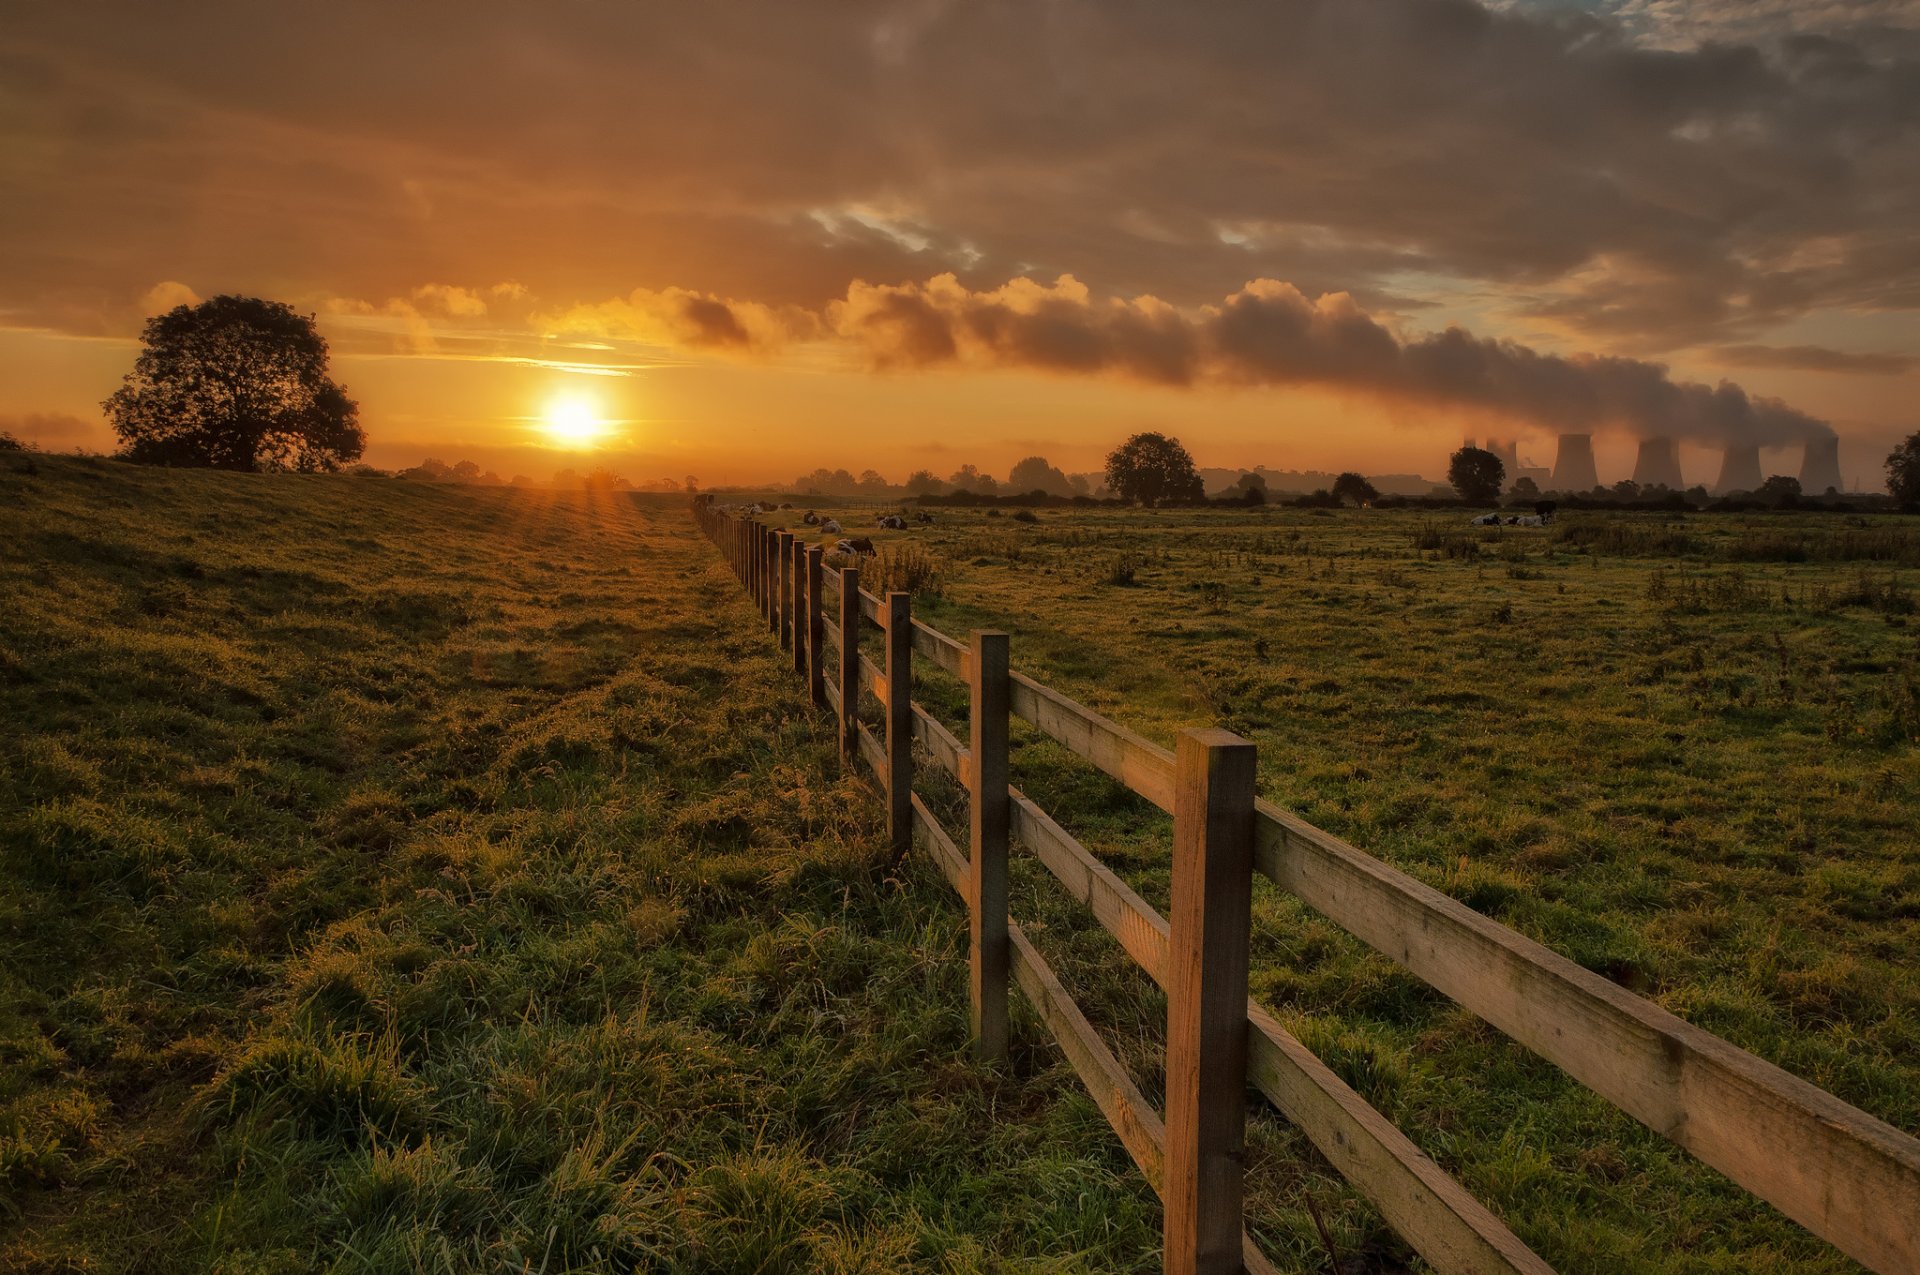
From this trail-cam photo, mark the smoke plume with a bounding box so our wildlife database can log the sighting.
[824,274,1836,446]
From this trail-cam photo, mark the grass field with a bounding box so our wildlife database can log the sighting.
[778,496,1920,1273]
[0,457,1175,1273]
[5,457,1916,1273]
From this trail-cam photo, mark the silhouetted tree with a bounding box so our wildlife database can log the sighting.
[1886,432,1920,509]
[1758,474,1802,507]
[1447,446,1505,504]
[948,464,999,495]
[105,295,362,471]
[1008,455,1073,497]
[1330,471,1378,506]
[1510,476,1540,499]
[1105,432,1203,506]
[905,469,947,496]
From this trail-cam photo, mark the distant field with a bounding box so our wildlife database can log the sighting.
[0,457,1171,1273]
[768,497,1920,1272]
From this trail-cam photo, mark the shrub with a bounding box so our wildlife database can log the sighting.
[868,542,945,598]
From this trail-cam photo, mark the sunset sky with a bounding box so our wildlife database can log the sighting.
[3,0,1917,487]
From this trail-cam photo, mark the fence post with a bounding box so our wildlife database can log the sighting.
[885,592,913,867]
[838,566,860,762]
[791,538,807,675]
[1163,728,1258,1275]
[775,530,794,651]
[968,629,1010,1061]
[805,546,825,706]
[749,521,759,608]
[762,526,776,629]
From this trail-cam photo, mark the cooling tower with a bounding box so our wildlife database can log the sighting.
[1799,437,1842,495]
[1715,444,1762,494]
[1631,436,1683,490]
[1550,433,1599,492]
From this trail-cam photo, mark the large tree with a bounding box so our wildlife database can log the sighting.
[1330,471,1378,506]
[1886,432,1920,510]
[1008,454,1073,497]
[105,295,363,472]
[1447,446,1505,504]
[1105,432,1203,506]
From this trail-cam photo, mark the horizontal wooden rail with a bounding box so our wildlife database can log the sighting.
[861,653,887,707]
[1010,673,1177,813]
[856,721,887,780]
[821,615,842,653]
[822,678,842,717]
[858,588,881,624]
[911,619,971,679]
[911,702,971,788]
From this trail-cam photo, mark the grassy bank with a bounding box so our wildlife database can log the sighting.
[0,458,1167,1273]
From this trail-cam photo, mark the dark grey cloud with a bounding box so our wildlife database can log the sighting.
[1,0,1917,356]
[1708,342,1915,373]
[813,274,1833,445]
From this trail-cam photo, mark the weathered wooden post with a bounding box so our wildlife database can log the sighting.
[762,526,775,629]
[884,592,913,868]
[1163,728,1258,1275]
[790,537,807,675]
[837,566,860,762]
[750,521,761,609]
[804,546,825,706]
[775,530,794,651]
[968,629,1010,1061]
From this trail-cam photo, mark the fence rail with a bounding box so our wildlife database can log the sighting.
[694,496,1920,1275]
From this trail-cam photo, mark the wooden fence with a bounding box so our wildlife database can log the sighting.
[692,496,1920,1275]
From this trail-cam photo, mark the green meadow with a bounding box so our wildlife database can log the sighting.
[4,455,1917,1273]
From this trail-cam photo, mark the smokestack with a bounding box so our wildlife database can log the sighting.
[1631,437,1683,490]
[1799,437,1842,495]
[1551,433,1598,493]
[1716,444,1762,494]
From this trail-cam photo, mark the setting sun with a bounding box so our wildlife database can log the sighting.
[541,396,607,447]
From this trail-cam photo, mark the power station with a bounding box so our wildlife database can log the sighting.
[1631,436,1683,490]
[1550,433,1599,493]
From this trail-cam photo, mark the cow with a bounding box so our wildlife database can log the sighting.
[877,514,907,530]
[820,519,842,535]
[779,502,793,510]
[1471,512,1502,526]
[1534,499,1557,524]
[801,510,820,525]
[914,511,935,524]
[834,537,877,557]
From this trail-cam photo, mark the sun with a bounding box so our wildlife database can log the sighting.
[541,396,607,447]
